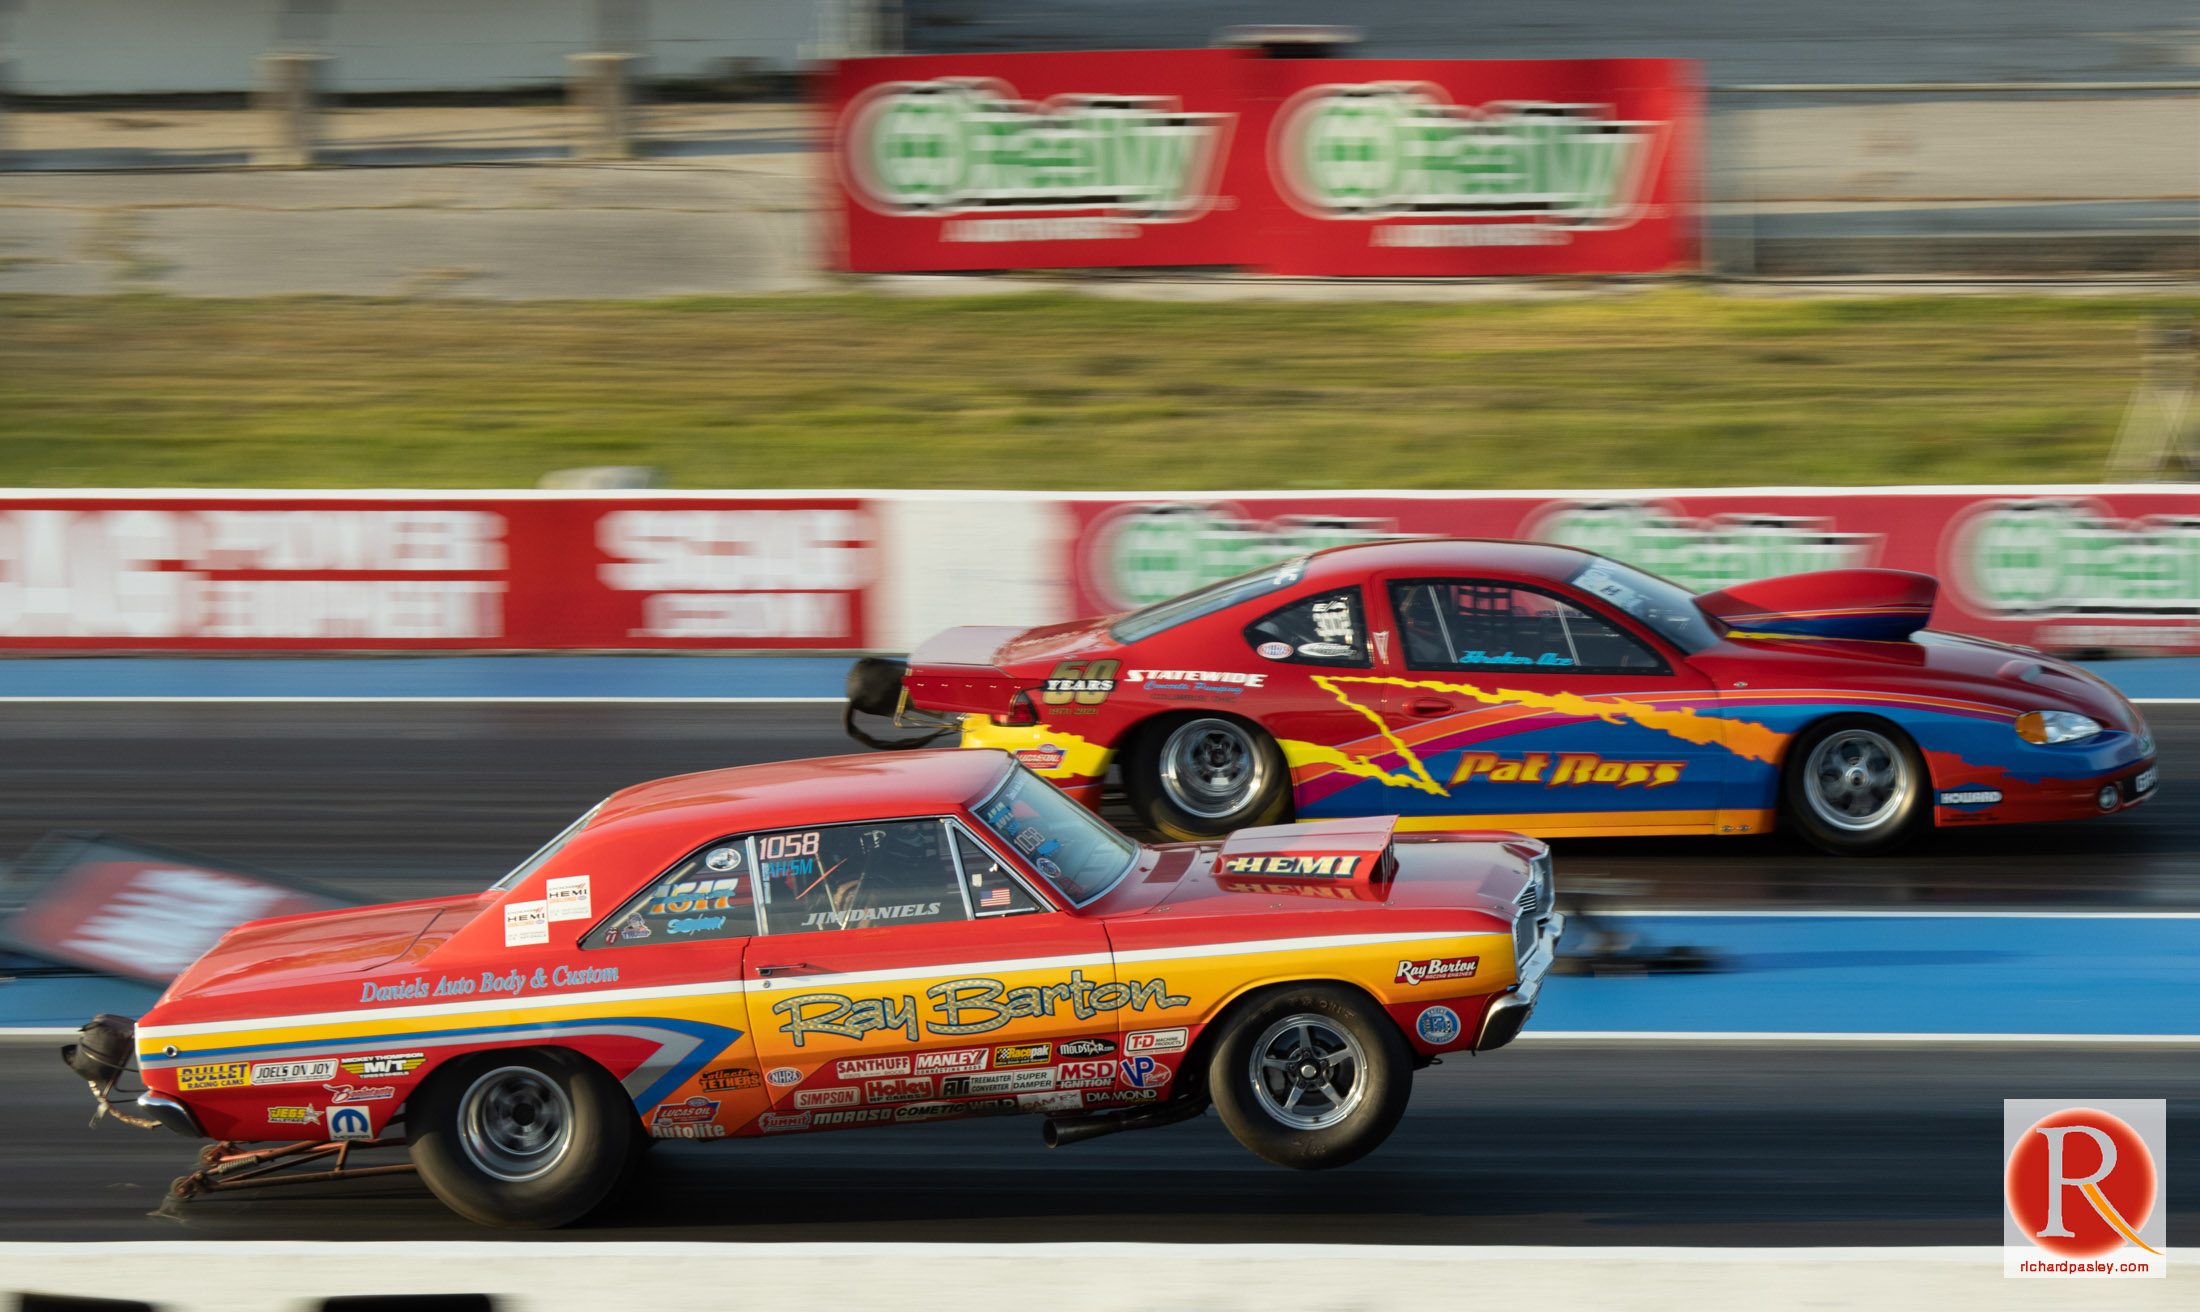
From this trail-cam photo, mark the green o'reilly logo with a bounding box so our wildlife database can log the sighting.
[1273,82,1659,224]
[842,78,1232,220]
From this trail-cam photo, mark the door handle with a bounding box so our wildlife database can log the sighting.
[753,962,819,977]
[1408,698,1453,718]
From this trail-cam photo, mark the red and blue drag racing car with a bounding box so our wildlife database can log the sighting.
[854,540,2156,855]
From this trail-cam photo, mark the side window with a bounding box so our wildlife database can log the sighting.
[1242,587,1370,668]
[952,827,1043,917]
[1388,579,1667,675]
[585,839,759,949]
[757,820,969,935]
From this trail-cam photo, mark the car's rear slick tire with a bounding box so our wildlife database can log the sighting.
[408,1049,637,1229]
[1207,984,1412,1171]
[1124,714,1291,841]
[1782,714,1930,856]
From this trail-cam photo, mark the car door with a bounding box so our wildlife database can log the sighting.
[1366,574,1728,835]
[742,815,1118,1129]
[577,837,764,1140]
[1229,582,1404,820]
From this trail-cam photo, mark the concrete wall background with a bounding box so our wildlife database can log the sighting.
[1,0,836,95]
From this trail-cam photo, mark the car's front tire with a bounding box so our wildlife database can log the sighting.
[408,1049,637,1229]
[1208,984,1412,1170]
[1124,714,1291,840]
[1783,715,1929,856]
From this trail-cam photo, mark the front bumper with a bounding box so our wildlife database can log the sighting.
[1479,909,1564,1053]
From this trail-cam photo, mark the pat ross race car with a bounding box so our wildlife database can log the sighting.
[850,539,2157,856]
[63,749,1560,1229]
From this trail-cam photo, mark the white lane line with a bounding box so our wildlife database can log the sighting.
[1522,1031,2200,1044]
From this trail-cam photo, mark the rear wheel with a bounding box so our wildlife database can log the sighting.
[1783,715,1929,856]
[1125,715,1290,840]
[408,1050,636,1229]
[1208,984,1412,1170]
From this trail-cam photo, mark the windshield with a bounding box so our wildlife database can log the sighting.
[489,800,605,892]
[1567,557,1724,654]
[1109,556,1309,643]
[974,767,1137,906]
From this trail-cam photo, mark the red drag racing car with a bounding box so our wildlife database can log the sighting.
[68,750,1560,1228]
[855,539,2156,855]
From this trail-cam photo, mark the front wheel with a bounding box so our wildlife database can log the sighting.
[1124,715,1290,840]
[408,1049,637,1229]
[1782,715,1929,856]
[1208,984,1413,1170]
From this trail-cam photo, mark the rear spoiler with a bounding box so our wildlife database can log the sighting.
[1212,816,1398,890]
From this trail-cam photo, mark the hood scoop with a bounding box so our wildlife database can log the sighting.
[1697,568,1936,642]
[1212,816,1397,893]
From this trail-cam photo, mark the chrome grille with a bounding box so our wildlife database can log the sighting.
[1513,910,1534,969]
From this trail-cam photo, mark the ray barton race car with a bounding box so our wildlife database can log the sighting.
[849,539,2157,855]
[62,749,1560,1228]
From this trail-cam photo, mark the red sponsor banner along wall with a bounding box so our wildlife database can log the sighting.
[0,496,874,650]
[1066,491,2200,657]
[824,51,1700,276]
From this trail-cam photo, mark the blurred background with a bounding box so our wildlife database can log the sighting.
[0,0,2195,1264]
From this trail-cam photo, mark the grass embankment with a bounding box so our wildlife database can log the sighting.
[0,292,2186,488]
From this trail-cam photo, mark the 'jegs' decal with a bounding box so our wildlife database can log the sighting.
[1449,750,1683,789]
[771,969,1188,1046]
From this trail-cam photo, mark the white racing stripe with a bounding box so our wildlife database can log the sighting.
[135,930,1468,1045]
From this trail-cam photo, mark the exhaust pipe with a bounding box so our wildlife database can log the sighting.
[1042,1099,1206,1148]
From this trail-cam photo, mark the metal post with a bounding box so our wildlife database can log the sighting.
[256,53,328,168]
[568,53,637,160]
[2106,319,2197,481]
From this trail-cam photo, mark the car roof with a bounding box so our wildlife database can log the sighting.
[1299,537,1598,586]
[589,749,1016,840]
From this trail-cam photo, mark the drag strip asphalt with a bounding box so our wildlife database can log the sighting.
[0,702,2193,907]
[2,1039,2192,1244]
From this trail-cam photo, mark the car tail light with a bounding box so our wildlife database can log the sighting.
[994,691,1039,726]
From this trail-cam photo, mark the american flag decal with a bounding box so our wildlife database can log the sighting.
[979,887,1012,908]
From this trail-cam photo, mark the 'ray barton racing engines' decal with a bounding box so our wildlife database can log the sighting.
[1272,84,1659,228]
[771,970,1189,1046]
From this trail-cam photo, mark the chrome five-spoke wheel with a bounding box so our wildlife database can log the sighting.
[458,1065,575,1183]
[1159,718,1269,820]
[1803,727,1911,832]
[1248,1013,1368,1132]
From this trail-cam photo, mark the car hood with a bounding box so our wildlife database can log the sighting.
[1107,825,1525,929]
[159,893,494,1002]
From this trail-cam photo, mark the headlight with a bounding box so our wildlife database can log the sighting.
[2015,710,2103,745]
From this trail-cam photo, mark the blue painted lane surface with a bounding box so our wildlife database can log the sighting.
[1540,914,2200,1036]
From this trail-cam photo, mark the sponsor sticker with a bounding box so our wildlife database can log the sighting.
[323,1083,395,1104]
[1297,642,1355,658]
[757,1111,810,1134]
[544,875,592,922]
[651,1096,721,1127]
[1125,1028,1187,1054]
[1395,957,1479,987]
[993,1042,1052,1068]
[1020,1091,1083,1113]
[653,1122,728,1139]
[1014,746,1067,771]
[1118,1055,1172,1089]
[914,1047,989,1075]
[1085,1087,1161,1107]
[766,1066,805,1087]
[1220,853,1367,878]
[705,846,742,872]
[697,1066,764,1093]
[250,1058,338,1086]
[794,1086,861,1109]
[177,1062,249,1092]
[1257,641,1291,660]
[1940,788,2005,808]
[942,1069,1056,1097]
[864,1076,935,1104]
[1058,1038,1118,1058]
[813,1107,896,1127]
[1416,1005,1462,1045]
[835,1055,912,1080]
[340,1052,426,1079]
[2005,1099,2167,1278]
[267,1105,323,1126]
[1041,659,1119,707]
[503,899,549,947]
[1055,1059,1115,1089]
[327,1105,375,1142]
